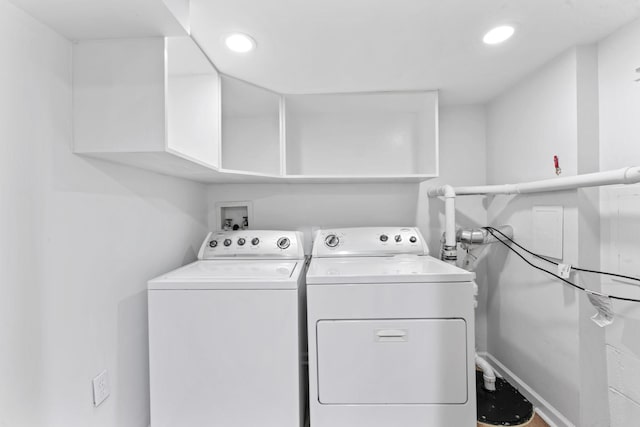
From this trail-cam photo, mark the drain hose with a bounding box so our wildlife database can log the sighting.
[475,354,497,392]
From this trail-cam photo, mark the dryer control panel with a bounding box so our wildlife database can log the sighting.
[198,230,304,259]
[312,227,429,258]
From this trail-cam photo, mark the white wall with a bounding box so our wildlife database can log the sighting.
[483,41,636,426]
[486,49,582,425]
[598,16,640,427]
[207,182,420,254]
[0,2,208,426]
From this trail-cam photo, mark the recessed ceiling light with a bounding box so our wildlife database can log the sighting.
[224,33,256,53]
[483,26,515,45]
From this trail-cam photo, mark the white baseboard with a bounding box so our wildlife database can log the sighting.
[477,352,575,427]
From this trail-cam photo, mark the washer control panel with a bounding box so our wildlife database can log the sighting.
[198,230,304,259]
[312,227,428,258]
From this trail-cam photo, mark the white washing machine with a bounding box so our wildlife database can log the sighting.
[148,230,307,427]
[306,227,476,427]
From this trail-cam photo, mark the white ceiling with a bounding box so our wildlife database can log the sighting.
[191,0,640,104]
[8,0,189,39]
[10,0,640,105]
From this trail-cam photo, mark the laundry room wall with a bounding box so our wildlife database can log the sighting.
[485,46,597,427]
[598,17,640,427]
[207,181,421,252]
[0,2,208,426]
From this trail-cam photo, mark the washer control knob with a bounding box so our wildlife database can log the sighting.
[223,239,232,247]
[237,238,246,246]
[409,236,417,243]
[380,234,388,242]
[277,237,290,250]
[209,240,218,248]
[251,237,260,246]
[394,234,402,243]
[325,234,340,248]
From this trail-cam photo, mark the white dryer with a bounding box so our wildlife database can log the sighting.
[306,227,476,427]
[148,230,307,427]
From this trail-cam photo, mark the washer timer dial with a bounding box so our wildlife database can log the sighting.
[325,234,340,248]
[277,237,291,250]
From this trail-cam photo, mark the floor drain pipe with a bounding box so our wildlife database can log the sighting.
[475,354,497,392]
[427,185,457,264]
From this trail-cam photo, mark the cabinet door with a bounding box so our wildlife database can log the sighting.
[166,36,220,167]
[316,318,467,404]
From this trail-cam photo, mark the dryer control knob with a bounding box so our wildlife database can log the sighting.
[325,234,340,248]
[251,237,260,246]
[237,238,246,246]
[277,237,290,249]
[394,234,402,242]
[409,236,417,243]
[223,239,232,247]
[209,240,218,248]
[380,234,388,242]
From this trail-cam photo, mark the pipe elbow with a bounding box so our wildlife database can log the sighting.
[624,166,640,185]
[427,185,456,198]
[475,355,497,392]
[482,373,497,392]
[441,184,456,198]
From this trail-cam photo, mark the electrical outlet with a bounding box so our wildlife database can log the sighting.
[92,370,110,407]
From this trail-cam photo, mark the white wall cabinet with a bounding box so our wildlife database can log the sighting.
[284,91,438,181]
[73,36,227,182]
[74,36,439,183]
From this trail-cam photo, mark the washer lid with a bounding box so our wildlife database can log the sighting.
[148,260,301,290]
[306,255,474,284]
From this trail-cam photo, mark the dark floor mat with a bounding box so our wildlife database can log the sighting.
[476,371,534,426]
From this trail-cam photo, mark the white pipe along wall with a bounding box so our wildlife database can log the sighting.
[454,166,640,195]
[427,166,640,263]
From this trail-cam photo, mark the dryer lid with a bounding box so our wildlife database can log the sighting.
[306,255,474,284]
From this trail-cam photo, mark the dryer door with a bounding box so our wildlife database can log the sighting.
[316,318,468,405]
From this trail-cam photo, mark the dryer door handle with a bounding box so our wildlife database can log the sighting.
[375,329,408,342]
